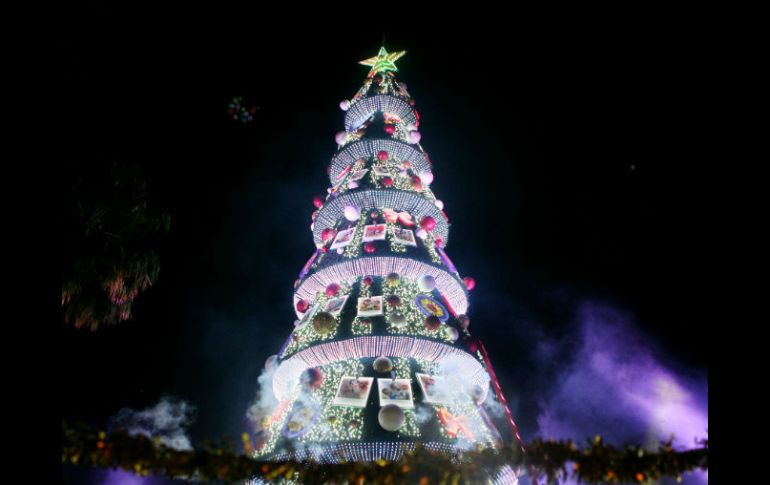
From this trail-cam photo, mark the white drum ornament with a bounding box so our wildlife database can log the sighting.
[418,275,436,292]
[419,171,434,185]
[378,404,405,431]
[434,199,444,210]
[264,355,278,371]
[339,99,351,111]
[335,131,347,145]
[415,228,428,239]
[343,205,360,222]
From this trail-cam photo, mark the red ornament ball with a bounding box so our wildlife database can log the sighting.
[321,228,336,243]
[420,216,436,232]
[296,299,310,313]
[463,277,476,291]
[424,315,441,331]
[384,125,395,135]
[377,150,389,161]
[320,246,329,253]
[370,210,379,219]
[382,177,393,187]
[364,242,376,254]
[313,196,324,209]
[434,238,444,248]
[362,276,374,286]
[325,283,340,298]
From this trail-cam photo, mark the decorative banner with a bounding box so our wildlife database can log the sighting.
[377,378,414,409]
[282,398,320,439]
[436,246,457,273]
[333,376,374,408]
[336,164,352,182]
[414,295,450,322]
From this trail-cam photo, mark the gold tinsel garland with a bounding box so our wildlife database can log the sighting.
[62,421,707,484]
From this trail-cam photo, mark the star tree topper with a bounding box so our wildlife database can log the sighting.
[359,47,406,78]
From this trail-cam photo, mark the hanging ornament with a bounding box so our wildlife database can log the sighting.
[296,299,310,313]
[463,277,476,291]
[382,177,394,187]
[385,294,402,307]
[418,275,436,292]
[408,130,421,144]
[385,272,400,287]
[424,315,442,331]
[378,404,405,432]
[457,314,470,331]
[377,150,389,161]
[434,199,444,210]
[420,216,436,232]
[335,131,347,145]
[384,124,395,135]
[362,276,374,286]
[312,312,336,335]
[364,242,376,253]
[325,283,340,298]
[415,228,428,239]
[321,228,337,243]
[300,367,324,391]
[447,326,460,341]
[419,171,434,185]
[390,311,407,328]
[343,205,360,222]
[373,356,394,373]
[264,355,278,371]
[435,238,444,248]
[313,196,324,209]
[339,100,351,111]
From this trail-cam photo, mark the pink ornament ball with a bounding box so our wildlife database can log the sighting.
[321,228,336,243]
[364,242,376,254]
[313,196,324,209]
[384,125,395,135]
[463,276,476,291]
[408,130,421,144]
[335,131,347,145]
[339,100,351,111]
[377,150,389,161]
[420,216,436,232]
[382,177,394,187]
[325,283,340,298]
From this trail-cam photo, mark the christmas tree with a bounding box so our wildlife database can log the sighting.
[251,47,523,484]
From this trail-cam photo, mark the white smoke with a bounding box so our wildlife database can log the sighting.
[246,364,278,432]
[109,396,195,451]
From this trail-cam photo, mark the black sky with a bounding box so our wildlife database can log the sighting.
[60,4,706,463]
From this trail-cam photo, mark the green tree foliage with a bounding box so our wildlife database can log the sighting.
[61,160,169,330]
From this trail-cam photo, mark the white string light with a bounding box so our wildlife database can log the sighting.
[312,189,449,246]
[345,94,417,132]
[292,256,468,318]
[329,139,432,184]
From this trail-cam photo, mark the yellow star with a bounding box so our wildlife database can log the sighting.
[359,47,407,78]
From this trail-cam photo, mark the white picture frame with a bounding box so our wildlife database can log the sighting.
[333,376,374,408]
[348,169,369,181]
[330,227,357,250]
[362,224,387,242]
[392,227,417,247]
[377,378,414,409]
[357,296,384,316]
[415,373,452,405]
[372,165,392,177]
[323,295,349,316]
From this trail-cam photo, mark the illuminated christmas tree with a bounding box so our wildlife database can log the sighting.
[251,47,525,484]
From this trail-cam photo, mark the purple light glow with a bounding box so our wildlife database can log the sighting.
[535,303,708,484]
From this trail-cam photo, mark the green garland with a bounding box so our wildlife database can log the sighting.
[62,421,707,484]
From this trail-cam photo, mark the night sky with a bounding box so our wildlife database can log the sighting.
[60,7,707,484]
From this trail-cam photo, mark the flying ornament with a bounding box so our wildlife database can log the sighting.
[227,96,258,123]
